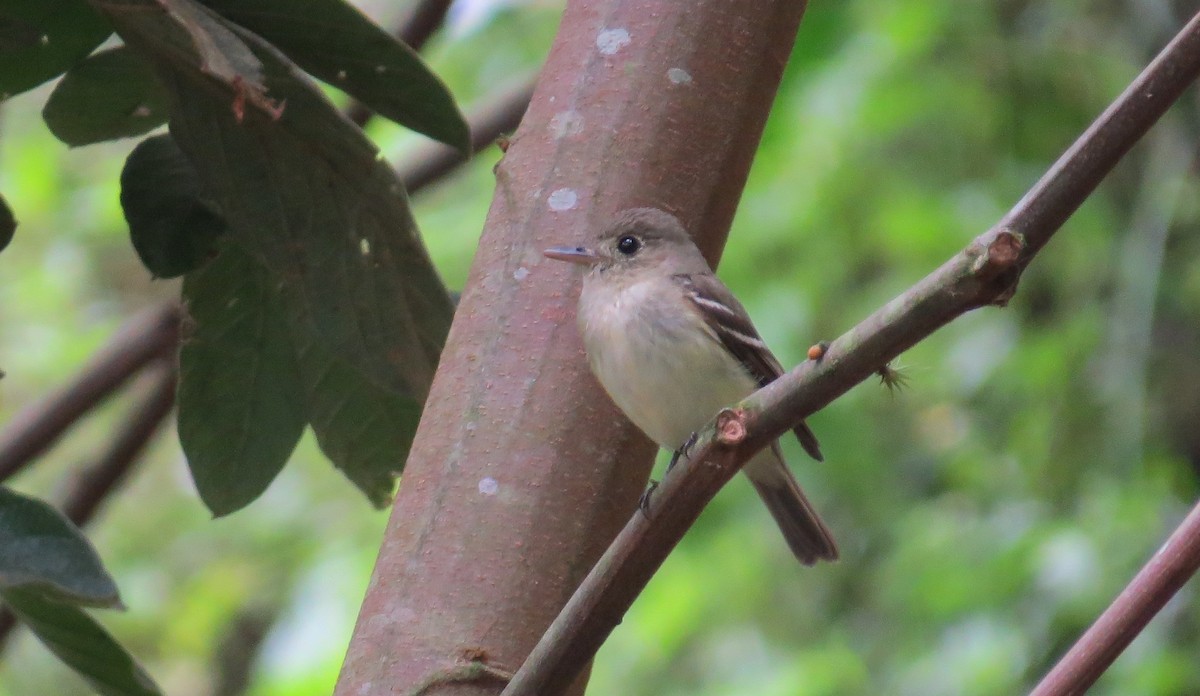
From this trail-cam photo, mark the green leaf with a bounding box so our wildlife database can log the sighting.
[0,0,111,99]
[2,589,162,696]
[295,332,419,506]
[180,241,420,511]
[0,487,120,608]
[43,45,169,146]
[201,0,469,150]
[100,0,454,399]
[120,133,226,278]
[178,242,307,516]
[95,0,263,87]
[0,193,14,253]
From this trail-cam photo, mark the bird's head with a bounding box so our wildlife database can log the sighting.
[544,208,705,277]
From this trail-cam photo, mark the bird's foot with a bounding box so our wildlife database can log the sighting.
[667,431,700,474]
[638,479,660,516]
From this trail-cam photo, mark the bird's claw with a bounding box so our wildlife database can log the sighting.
[638,479,660,516]
[667,431,700,474]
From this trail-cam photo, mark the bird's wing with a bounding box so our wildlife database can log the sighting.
[674,272,824,461]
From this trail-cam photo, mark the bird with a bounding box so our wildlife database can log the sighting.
[544,207,837,564]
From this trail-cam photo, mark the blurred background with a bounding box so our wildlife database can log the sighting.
[3,0,1200,694]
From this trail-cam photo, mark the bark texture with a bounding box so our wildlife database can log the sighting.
[336,1,810,693]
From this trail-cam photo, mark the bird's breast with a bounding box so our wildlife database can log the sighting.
[577,277,756,449]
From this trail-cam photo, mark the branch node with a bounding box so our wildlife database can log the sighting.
[989,229,1024,265]
[714,409,747,446]
[971,228,1024,277]
[969,228,1025,306]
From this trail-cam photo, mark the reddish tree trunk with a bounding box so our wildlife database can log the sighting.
[335,1,810,693]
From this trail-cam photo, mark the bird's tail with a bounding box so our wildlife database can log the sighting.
[793,419,825,462]
[743,445,838,565]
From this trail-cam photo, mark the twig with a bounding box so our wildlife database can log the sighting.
[397,78,535,192]
[346,0,456,127]
[0,303,179,482]
[1029,498,1200,696]
[501,9,1200,696]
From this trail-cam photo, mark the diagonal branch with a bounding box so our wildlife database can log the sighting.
[397,78,534,192]
[0,303,179,483]
[501,9,1200,696]
[1029,496,1200,696]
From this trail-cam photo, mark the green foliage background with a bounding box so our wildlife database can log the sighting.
[2,0,1200,694]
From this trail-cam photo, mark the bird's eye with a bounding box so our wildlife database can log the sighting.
[616,235,641,255]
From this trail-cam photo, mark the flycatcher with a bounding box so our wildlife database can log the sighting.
[544,207,838,564]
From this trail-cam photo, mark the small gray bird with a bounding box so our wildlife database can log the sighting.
[544,208,837,565]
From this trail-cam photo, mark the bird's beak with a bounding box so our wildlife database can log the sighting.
[543,245,601,266]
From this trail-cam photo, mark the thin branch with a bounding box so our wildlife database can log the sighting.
[1029,497,1200,696]
[501,10,1200,696]
[346,0,456,127]
[397,78,535,192]
[0,303,179,483]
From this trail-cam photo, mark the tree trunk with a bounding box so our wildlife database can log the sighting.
[335,1,811,693]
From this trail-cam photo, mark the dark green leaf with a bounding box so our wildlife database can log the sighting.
[178,242,307,516]
[43,45,169,146]
[295,331,418,506]
[120,133,225,278]
[0,0,111,99]
[100,0,454,399]
[2,589,161,696]
[202,0,469,150]
[0,487,121,607]
[95,0,263,87]
[0,193,14,253]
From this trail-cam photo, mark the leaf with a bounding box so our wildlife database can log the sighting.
[96,0,263,88]
[295,332,419,506]
[0,487,120,608]
[0,193,14,253]
[42,45,169,146]
[120,133,226,278]
[99,0,454,399]
[2,589,162,696]
[180,242,421,510]
[0,0,112,99]
[178,242,307,516]
[201,0,469,150]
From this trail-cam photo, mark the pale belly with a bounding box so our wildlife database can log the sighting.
[578,277,757,449]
